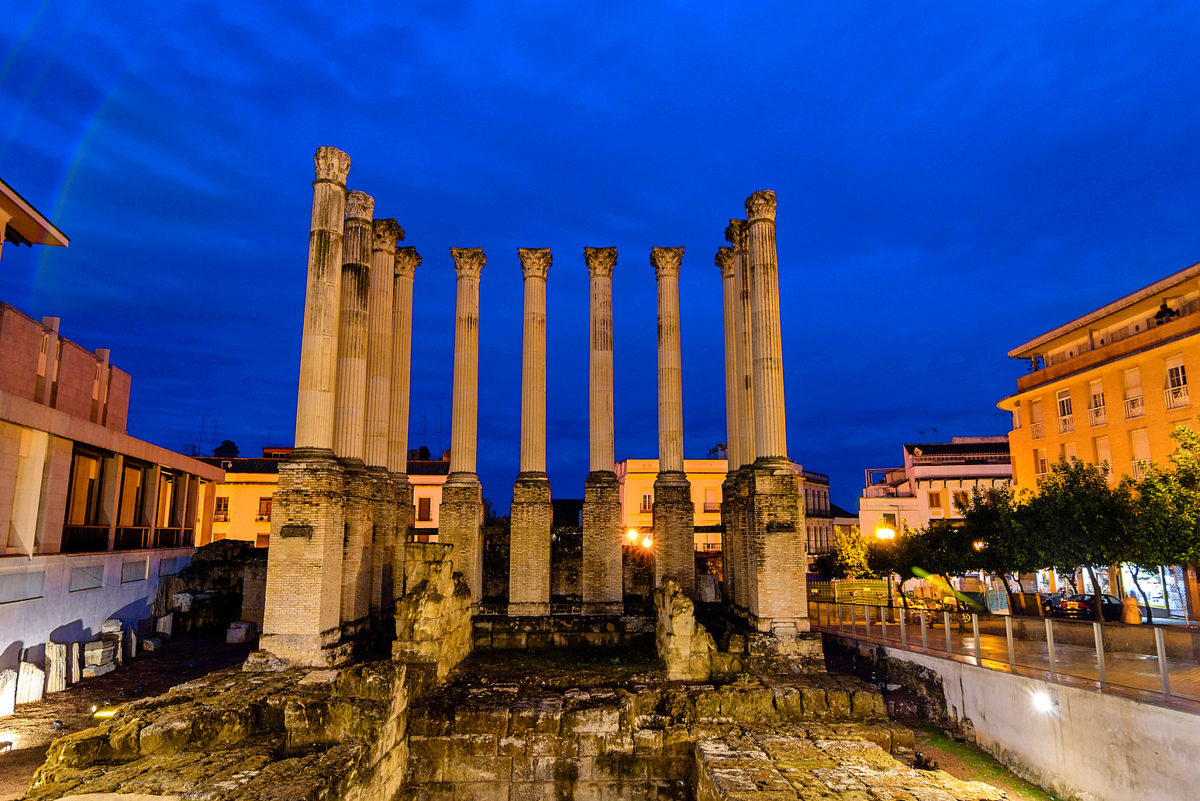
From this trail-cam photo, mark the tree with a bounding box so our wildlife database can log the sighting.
[821,525,873,579]
[1024,457,1134,620]
[957,484,1040,611]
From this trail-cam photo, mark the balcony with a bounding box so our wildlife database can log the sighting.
[1030,421,1045,439]
[1165,385,1190,411]
[1131,459,1152,480]
[1088,406,1106,426]
[1058,414,1074,434]
[114,527,151,550]
[60,525,110,553]
[703,502,720,513]
[1124,396,1145,419]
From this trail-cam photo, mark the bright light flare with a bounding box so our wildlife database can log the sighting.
[626,529,639,543]
[875,527,895,540]
[92,708,118,719]
[641,536,653,549]
[1031,691,1056,713]
[972,540,986,551]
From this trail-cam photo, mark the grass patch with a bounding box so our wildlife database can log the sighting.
[914,725,1061,801]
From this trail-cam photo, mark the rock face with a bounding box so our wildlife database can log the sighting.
[655,577,750,681]
[24,659,422,801]
[392,543,473,680]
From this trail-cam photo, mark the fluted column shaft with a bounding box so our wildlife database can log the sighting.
[333,192,373,461]
[295,147,350,450]
[587,248,617,473]
[519,248,551,474]
[746,191,788,461]
[388,247,420,473]
[716,247,739,467]
[449,248,485,476]
[652,247,686,474]
[727,220,755,469]
[365,219,404,468]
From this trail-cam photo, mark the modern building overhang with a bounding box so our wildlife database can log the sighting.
[0,176,69,248]
[1007,260,1200,359]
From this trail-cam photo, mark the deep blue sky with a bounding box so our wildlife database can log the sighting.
[4,2,1200,510]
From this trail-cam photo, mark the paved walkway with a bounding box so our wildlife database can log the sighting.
[810,603,1200,711]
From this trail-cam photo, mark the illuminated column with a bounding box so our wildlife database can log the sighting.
[582,247,622,614]
[389,246,421,591]
[294,146,350,451]
[726,219,755,469]
[509,248,552,616]
[746,191,788,463]
[335,191,373,635]
[651,246,694,596]
[717,246,739,467]
[366,218,404,621]
[439,247,486,603]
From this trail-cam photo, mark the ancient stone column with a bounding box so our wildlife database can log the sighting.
[582,247,623,615]
[262,147,351,667]
[742,190,807,636]
[335,191,375,637]
[439,247,486,603]
[651,246,695,597]
[746,191,788,463]
[366,219,404,622]
[509,248,553,616]
[294,146,350,450]
[727,219,755,469]
[717,246,739,468]
[389,246,421,602]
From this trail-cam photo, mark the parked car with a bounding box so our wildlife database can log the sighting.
[1048,593,1123,621]
[1038,592,1066,616]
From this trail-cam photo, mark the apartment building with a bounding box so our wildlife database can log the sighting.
[858,437,1011,536]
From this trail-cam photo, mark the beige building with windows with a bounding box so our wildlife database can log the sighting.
[0,301,222,677]
[615,457,833,560]
[858,437,1011,536]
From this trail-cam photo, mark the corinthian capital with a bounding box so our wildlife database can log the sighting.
[724,219,748,250]
[372,219,405,251]
[345,191,374,221]
[313,146,350,184]
[651,246,684,279]
[518,247,551,280]
[450,247,486,279]
[715,247,735,279]
[745,190,777,223]
[584,247,617,278]
[395,247,422,277]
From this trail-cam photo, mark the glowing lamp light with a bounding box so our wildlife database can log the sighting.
[93,708,118,719]
[642,536,654,549]
[972,540,986,551]
[626,529,639,543]
[875,527,896,540]
[1031,691,1056,713]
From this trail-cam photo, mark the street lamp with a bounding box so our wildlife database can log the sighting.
[875,527,896,540]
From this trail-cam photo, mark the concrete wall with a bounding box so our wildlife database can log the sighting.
[0,547,192,672]
[852,639,1200,801]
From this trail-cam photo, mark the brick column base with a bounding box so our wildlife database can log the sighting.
[438,473,483,604]
[368,468,397,628]
[508,473,552,616]
[340,461,373,639]
[392,474,414,602]
[652,472,695,598]
[744,458,809,634]
[260,449,351,667]
[582,470,623,615]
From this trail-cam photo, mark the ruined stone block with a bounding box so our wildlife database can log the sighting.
[45,641,67,693]
[0,669,15,716]
[83,640,114,666]
[563,705,619,735]
[82,662,116,679]
[68,642,81,683]
[15,662,44,704]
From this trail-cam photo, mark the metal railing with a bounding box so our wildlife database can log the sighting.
[1165,385,1190,411]
[1125,395,1145,419]
[1030,421,1044,439]
[1058,414,1074,434]
[1089,406,1106,426]
[114,527,151,550]
[60,525,110,553]
[810,601,1200,711]
[1131,459,1152,480]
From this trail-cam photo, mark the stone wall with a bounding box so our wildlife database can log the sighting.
[473,615,653,650]
[392,542,473,680]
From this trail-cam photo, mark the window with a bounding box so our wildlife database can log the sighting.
[641,493,653,513]
[1130,428,1151,478]
[417,497,432,522]
[120,559,148,584]
[1035,448,1049,477]
[118,464,145,527]
[1030,399,1044,439]
[1012,404,1021,430]
[1166,354,1189,410]
[0,570,45,603]
[703,488,719,513]
[1088,379,1106,426]
[214,496,229,522]
[66,452,104,526]
[1124,367,1144,418]
[928,491,943,514]
[1061,442,1077,461]
[1094,437,1112,478]
[878,512,898,531]
[69,564,104,592]
[1056,389,1073,433]
[952,490,970,514]
[257,497,272,522]
[256,533,270,548]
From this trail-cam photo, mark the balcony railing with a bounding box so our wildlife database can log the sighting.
[1058,414,1074,434]
[1088,406,1106,426]
[213,513,229,523]
[154,527,184,548]
[1124,396,1145,419]
[1131,459,1152,480]
[1030,421,1045,439]
[114,527,151,550]
[60,525,110,553]
[703,502,720,513]
[1165,385,1190,411]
